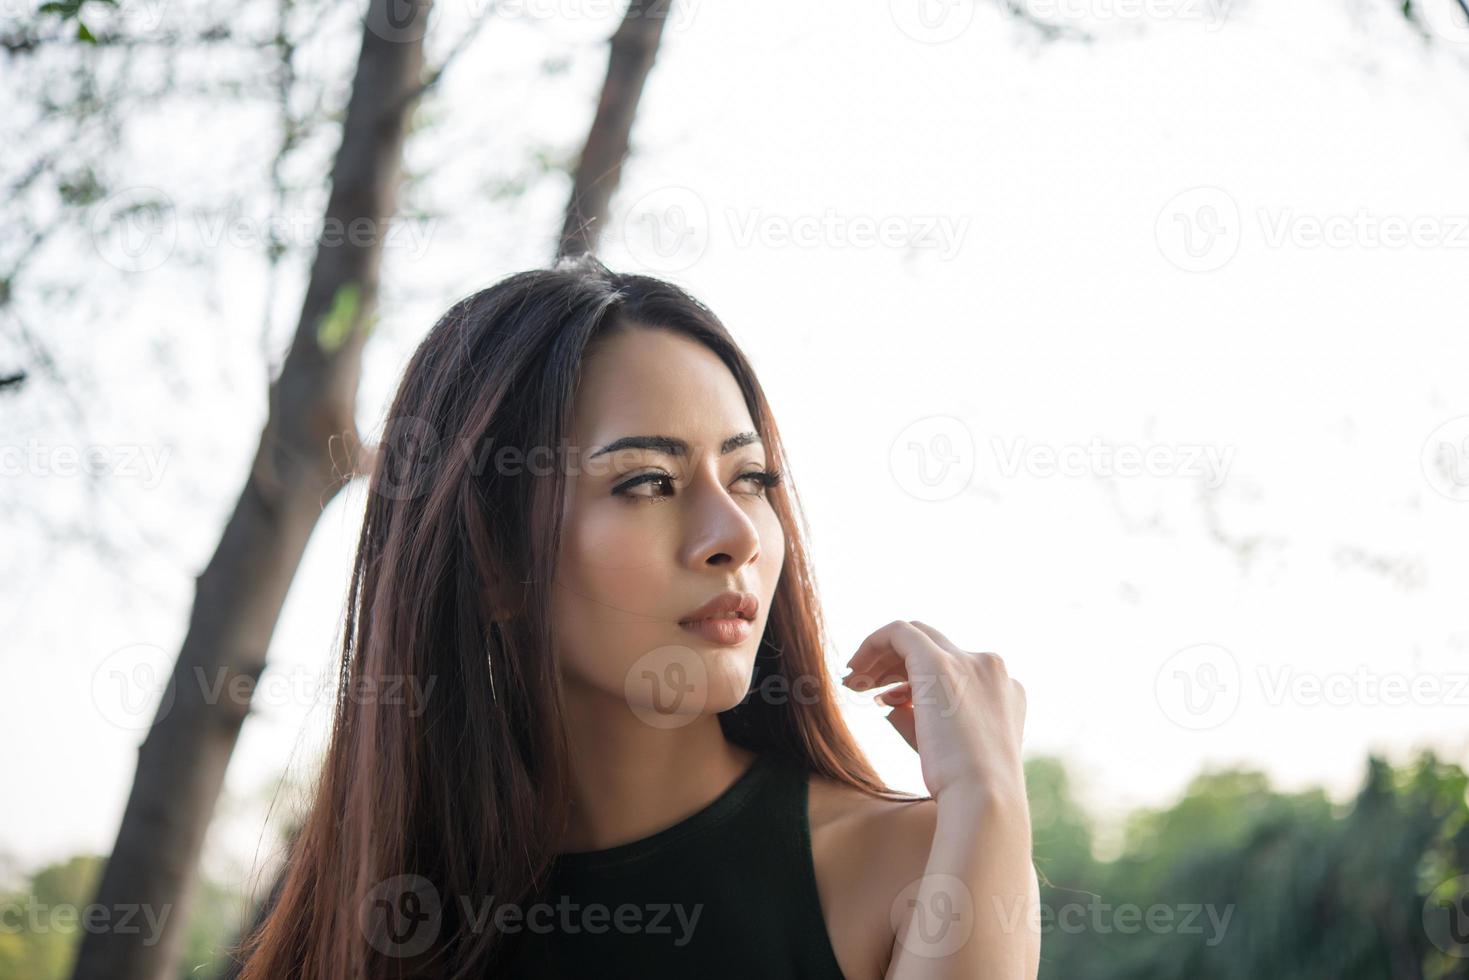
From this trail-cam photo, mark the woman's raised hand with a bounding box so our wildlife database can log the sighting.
[841,620,1028,807]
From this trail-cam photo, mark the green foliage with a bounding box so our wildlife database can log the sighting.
[1028,751,1469,980]
[0,853,247,980]
[55,169,104,208]
[0,853,102,980]
[2,753,1463,979]
[314,281,377,354]
[176,875,249,979]
[35,0,116,44]
[1025,756,1096,890]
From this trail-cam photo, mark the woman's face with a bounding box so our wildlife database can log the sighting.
[550,324,786,725]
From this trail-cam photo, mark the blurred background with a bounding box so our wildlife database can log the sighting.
[3,0,1468,976]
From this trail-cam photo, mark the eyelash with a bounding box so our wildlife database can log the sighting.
[614,468,784,502]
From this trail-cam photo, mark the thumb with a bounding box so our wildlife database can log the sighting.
[886,703,918,750]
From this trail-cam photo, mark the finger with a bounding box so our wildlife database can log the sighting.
[844,665,909,691]
[875,682,912,706]
[843,621,942,690]
[886,702,918,750]
[841,654,907,691]
[907,620,963,656]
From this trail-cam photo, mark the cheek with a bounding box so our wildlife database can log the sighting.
[554,505,675,684]
[755,508,787,578]
[563,502,673,609]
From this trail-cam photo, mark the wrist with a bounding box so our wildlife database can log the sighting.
[934,774,1030,822]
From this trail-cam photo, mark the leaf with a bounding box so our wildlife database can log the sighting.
[315,281,363,354]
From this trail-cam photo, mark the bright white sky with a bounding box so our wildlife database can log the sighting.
[4,0,1469,888]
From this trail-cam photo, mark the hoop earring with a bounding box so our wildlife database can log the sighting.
[486,622,501,703]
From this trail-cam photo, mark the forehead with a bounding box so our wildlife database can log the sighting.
[569,326,756,445]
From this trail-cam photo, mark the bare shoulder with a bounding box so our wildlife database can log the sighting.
[806,771,939,980]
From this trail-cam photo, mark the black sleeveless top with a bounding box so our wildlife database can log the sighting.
[503,752,847,979]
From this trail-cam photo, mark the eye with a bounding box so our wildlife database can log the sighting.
[611,467,784,502]
[737,468,784,496]
[613,470,676,501]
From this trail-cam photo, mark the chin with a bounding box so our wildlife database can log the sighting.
[698,646,760,712]
[610,640,760,726]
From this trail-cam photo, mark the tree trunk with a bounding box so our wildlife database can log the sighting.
[68,2,432,977]
[214,5,674,974]
[557,0,673,258]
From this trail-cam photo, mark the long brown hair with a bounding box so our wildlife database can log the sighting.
[235,254,915,979]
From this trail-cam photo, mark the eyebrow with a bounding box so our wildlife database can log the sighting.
[587,431,762,460]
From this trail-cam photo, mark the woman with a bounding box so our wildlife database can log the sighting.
[236,254,1040,980]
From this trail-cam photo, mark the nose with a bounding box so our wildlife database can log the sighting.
[677,462,763,570]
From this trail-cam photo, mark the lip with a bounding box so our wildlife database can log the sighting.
[679,616,753,646]
[678,590,759,626]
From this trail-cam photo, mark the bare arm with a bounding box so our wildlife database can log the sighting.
[842,620,1041,980]
[885,787,1041,979]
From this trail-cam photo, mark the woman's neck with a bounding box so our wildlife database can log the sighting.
[557,691,758,853]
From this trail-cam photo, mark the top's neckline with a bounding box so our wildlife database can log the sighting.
[551,752,777,872]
